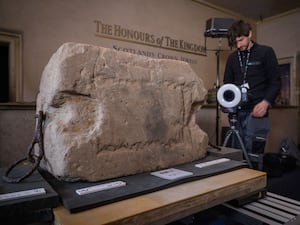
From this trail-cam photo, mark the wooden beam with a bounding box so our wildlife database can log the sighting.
[54,168,266,225]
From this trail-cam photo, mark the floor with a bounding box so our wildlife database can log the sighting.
[266,164,300,201]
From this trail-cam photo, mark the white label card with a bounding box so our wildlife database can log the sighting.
[0,188,46,202]
[150,168,193,180]
[75,181,126,195]
[195,158,230,168]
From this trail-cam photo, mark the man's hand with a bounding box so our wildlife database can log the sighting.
[251,100,269,117]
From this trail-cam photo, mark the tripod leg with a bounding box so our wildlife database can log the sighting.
[235,131,253,168]
[223,131,233,147]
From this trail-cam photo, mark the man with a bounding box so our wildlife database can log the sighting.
[223,20,281,157]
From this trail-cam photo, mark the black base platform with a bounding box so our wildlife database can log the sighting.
[0,165,60,224]
[41,155,246,213]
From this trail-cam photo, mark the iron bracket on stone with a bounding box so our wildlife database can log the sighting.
[2,111,45,183]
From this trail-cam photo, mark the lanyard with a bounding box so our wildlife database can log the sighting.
[237,50,250,84]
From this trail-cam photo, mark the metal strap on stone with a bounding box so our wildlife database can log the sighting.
[2,111,45,183]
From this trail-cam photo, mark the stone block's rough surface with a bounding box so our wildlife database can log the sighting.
[37,42,208,181]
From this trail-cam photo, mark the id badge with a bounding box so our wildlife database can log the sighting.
[241,83,249,89]
[240,83,249,102]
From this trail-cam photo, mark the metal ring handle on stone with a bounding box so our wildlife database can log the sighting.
[2,111,45,183]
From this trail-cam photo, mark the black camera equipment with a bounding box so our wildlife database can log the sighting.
[217,83,253,168]
[204,18,235,38]
[217,83,248,113]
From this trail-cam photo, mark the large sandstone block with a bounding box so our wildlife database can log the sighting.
[37,42,208,181]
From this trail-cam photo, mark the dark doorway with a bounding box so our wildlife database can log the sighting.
[0,42,9,102]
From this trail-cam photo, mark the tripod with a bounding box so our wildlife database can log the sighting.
[223,113,253,168]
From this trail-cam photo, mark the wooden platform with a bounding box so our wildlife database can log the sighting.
[54,168,266,225]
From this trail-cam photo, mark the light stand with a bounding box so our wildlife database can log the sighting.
[204,17,234,146]
[204,37,227,146]
[215,39,222,146]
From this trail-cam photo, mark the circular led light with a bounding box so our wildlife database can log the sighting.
[217,84,241,108]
